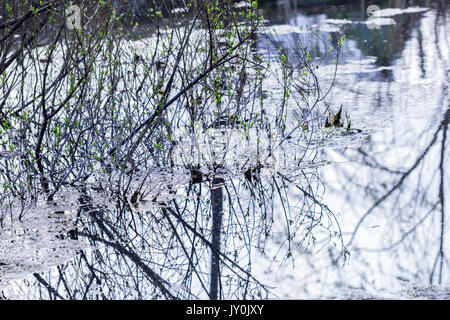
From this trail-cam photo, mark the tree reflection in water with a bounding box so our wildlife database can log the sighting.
[0,0,448,299]
[6,163,342,299]
[260,0,449,298]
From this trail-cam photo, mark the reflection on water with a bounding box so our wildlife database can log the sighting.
[254,0,449,298]
[0,0,449,299]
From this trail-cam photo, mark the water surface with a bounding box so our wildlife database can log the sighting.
[0,0,449,299]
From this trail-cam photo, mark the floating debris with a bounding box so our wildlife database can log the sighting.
[0,151,18,159]
[38,56,51,63]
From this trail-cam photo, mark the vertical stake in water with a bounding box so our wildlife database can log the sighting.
[210,176,223,300]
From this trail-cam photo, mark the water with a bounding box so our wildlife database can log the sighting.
[0,0,449,299]
[254,0,449,299]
